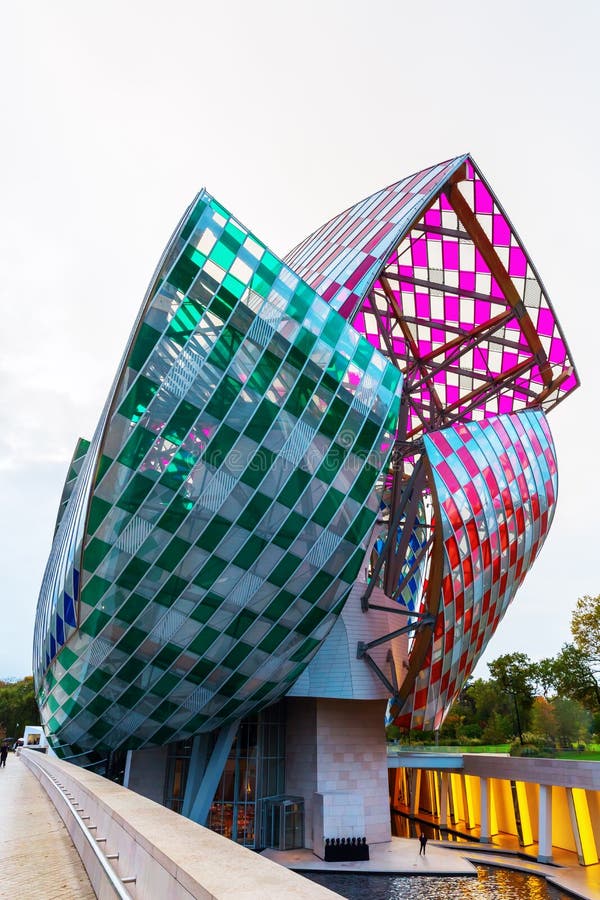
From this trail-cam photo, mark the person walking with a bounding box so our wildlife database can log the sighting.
[419,832,428,855]
[0,742,8,767]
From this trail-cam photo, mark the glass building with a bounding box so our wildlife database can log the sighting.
[33,154,578,850]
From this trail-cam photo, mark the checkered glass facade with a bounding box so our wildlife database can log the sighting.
[393,409,558,731]
[34,192,401,759]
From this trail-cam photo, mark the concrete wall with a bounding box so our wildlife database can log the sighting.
[127,745,168,804]
[21,749,341,899]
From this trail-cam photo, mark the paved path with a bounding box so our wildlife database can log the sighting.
[263,836,600,900]
[0,754,95,900]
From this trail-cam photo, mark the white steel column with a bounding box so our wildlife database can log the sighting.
[538,784,553,864]
[479,776,490,843]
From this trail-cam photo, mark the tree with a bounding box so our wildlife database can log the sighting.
[487,652,536,744]
[552,643,600,711]
[0,677,40,738]
[572,594,600,667]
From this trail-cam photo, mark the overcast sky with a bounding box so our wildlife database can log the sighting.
[1,1,598,680]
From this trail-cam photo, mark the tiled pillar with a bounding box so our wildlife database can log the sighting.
[479,776,491,843]
[538,784,553,864]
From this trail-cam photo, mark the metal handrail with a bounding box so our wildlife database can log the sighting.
[22,751,133,900]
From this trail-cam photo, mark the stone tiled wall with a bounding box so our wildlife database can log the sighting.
[463,754,600,789]
[285,697,391,848]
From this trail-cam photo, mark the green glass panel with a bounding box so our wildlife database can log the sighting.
[188,658,215,683]
[278,469,311,509]
[284,374,317,417]
[180,197,208,240]
[119,684,145,707]
[116,557,151,590]
[206,326,243,371]
[293,327,317,359]
[86,695,111,717]
[80,608,111,638]
[272,511,306,549]
[160,449,196,491]
[158,495,193,533]
[83,537,112,572]
[225,610,257,639]
[188,626,219,656]
[259,624,289,653]
[116,593,147,625]
[339,547,365,583]
[312,487,346,528]
[296,606,327,637]
[116,472,155,513]
[95,454,113,485]
[184,246,207,269]
[326,350,348,383]
[193,556,227,589]
[203,423,238,468]
[302,569,335,601]
[196,515,232,551]
[163,400,201,445]
[220,673,247,697]
[151,672,179,698]
[88,719,112,739]
[118,427,156,470]
[154,645,181,671]
[345,507,376,544]
[287,287,312,322]
[210,240,235,272]
[152,698,179,721]
[205,375,242,419]
[268,553,302,587]
[222,273,245,300]
[117,375,158,423]
[57,646,77,670]
[169,254,199,294]
[382,365,401,391]
[322,314,346,347]
[355,418,380,454]
[59,672,79,695]
[349,462,379,503]
[223,642,252,669]
[222,221,245,252]
[119,657,146,681]
[247,350,281,394]
[233,535,267,569]
[318,396,349,438]
[240,447,276,489]
[80,575,111,606]
[62,698,83,719]
[150,725,177,744]
[46,695,59,713]
[129,323,162,372]
[156,536,190,571]
[353,339,374,371]
[244,491,271,524]
[117,626,146,655]
[189,592,224,623]
[85,669,109,693]
[291,637,320,662]
[87,496,112,534]
[316,444,347,485]
[155,574,187,606]
[243,398,279,443]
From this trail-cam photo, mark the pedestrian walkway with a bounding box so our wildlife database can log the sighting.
[0,753,95,900]
[263,836,600,900]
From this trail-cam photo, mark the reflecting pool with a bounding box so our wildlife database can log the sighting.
[302,865,572,899]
